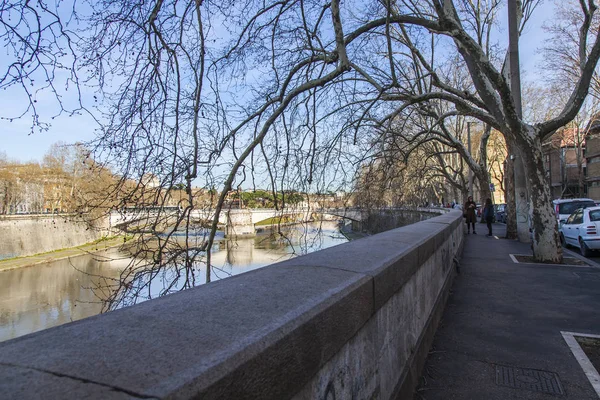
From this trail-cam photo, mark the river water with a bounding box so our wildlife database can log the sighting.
[0,221,347,342]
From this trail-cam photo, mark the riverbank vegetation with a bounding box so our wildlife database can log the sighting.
[0,143,117,216]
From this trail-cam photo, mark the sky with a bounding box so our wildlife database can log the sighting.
[0,1,557,164]
[0,111,97,163]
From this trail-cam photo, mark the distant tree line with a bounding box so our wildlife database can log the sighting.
[229,190,305,209]
[0,143,117,216]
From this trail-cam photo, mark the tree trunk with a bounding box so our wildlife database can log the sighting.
[476,171,492,222]
[475,169,492,201]
[520,128,562,262]
[477,124,493,208]
[452,187,460,205]
[461,188,469,205]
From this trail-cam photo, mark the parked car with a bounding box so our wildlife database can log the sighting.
[559,206,600,257]
[494,203,506,223]
[553,198,596,226]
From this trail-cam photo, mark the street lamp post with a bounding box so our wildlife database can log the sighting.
[508,0,529,243]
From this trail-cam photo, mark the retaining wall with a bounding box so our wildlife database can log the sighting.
[0,210,464,399]
[0,214,108,260]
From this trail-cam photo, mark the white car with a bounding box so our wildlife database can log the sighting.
[559,206,600,257]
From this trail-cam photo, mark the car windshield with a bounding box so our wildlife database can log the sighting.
[559,201,596,215]
[590,210,600,222]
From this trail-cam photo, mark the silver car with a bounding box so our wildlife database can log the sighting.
[560,206,600,257]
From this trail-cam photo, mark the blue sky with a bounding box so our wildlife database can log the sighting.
[0,2,557,164]
[0,111,97,163]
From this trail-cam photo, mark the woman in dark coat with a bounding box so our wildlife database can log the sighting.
[482,198,494,236]
[464,196,477,234]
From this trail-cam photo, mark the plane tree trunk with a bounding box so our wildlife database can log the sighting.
[518,126,562,262]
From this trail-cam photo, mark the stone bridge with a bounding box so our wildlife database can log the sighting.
[0,210,463,399]
[109,206,441,236]
[207,208,365,237]
[110,207,370,237]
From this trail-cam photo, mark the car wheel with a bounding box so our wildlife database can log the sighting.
[580,238,592,257]
[560,233,566,247]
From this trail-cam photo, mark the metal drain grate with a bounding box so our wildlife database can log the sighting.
[495,365,564,395]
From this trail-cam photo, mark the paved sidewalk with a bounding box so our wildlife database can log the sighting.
[416,222,600,399]
[0,236,127,272]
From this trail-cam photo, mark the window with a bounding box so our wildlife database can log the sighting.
[559,201,596,215]
[590,210,600,222]
[573,210,584,224]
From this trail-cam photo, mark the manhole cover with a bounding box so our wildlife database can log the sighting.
[495,365,564,395]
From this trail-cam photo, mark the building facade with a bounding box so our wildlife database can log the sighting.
[585,119,600,200]
[543,128,587,199]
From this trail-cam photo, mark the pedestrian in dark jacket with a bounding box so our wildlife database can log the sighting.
[464,196,477,234]
[483,198,494,236]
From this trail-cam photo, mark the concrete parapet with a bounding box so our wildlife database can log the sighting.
[0,210,464,399]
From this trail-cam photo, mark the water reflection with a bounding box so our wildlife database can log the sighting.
[0,221,347,342]
[216,222,345,277]
[0,249,127,342]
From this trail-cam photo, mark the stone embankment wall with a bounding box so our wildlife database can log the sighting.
[0,214,109,259]
[0,211,464,399]
[353,208,438,235]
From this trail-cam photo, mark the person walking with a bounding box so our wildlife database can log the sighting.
[483,198,494,236]
[464,196,477,234]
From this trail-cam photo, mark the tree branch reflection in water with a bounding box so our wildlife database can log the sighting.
[1,220,347,342]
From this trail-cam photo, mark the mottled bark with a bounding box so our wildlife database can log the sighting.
[519,127,562,262]
[461,188,469,205]
[477,124,492,219]
[477,183,492,206]
[475,167,492,220]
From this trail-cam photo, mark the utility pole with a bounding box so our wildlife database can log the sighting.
[508,0,530,242]
[468,122,473,197]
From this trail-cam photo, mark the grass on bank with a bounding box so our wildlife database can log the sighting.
[0,235,131,264]
[254,216,300,226]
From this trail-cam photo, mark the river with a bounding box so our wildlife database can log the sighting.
[0,221,348,342]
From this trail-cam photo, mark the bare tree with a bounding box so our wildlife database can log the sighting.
[5,0,600,306]
[360,0,600,262]
[540,3,600,199]
[0,0,88,130]
[353,122,465,209]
